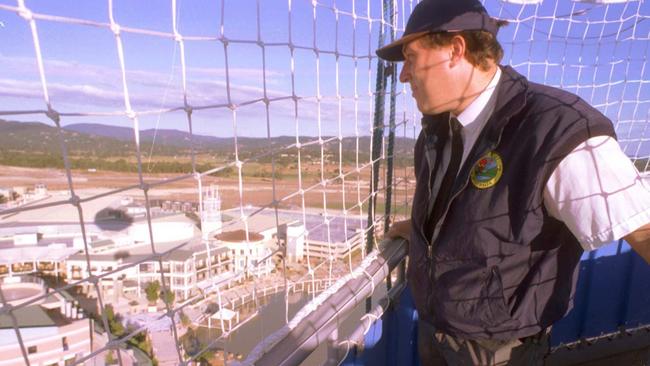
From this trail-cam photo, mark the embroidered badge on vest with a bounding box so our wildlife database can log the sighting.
[470,151,503,189]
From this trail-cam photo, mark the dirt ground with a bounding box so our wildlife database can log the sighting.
[0,165,413,213]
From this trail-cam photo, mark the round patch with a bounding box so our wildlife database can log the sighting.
[470,151,503,189]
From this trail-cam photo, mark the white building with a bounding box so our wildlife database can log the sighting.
[0,186,368,307]
[201,185,222,240]
[284,223,306,263]
[65,239,233,302]
[215,230,275,278]
[0,276,92,366]
[229,208,371,261]
[0,187,13,200]
[33,183,47,197]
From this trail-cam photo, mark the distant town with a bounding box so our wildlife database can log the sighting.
[0,181,375,365]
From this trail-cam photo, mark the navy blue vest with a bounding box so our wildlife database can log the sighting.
[409,66,616,340]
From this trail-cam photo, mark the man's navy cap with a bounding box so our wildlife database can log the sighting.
[376,0,499,62]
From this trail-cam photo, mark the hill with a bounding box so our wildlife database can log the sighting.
[0,119,416,174]
[63,123,416,158]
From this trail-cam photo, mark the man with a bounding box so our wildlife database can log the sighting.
[377,0,650,365]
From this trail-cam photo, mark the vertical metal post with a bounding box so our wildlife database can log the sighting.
[278,223,289,324]
[384,0,398,291]
[326,328,340,365]
[366,62,386,252]
[366,0,391,312]
[384,70,397,234]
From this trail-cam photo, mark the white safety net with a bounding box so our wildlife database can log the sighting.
[0,0,648,365]
[493,0,650,169]
[0,0,415,364]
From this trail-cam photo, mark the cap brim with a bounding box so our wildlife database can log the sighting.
[376,31,430,62]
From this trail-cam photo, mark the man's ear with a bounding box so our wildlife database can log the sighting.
[449,35,466,67]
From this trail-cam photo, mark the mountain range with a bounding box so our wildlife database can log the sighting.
[0,119,416,162]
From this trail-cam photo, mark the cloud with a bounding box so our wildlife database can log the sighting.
[0,55,392,136]
[0,79,43,100]
[183,66,286,86]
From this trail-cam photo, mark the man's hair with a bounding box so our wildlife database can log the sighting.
[421,23,507,71]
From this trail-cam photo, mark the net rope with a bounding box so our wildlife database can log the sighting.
[0,0,648,364]
[0,0,412,364]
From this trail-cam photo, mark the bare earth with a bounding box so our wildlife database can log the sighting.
[0,165,412,212]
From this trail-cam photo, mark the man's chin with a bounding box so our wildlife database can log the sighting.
[416,102,430,114]
[418,105,441,115]
[419,102,455,115]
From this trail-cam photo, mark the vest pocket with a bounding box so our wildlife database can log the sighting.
[408,248,433,320]
[434,265,515,333]
[482,266,511,327]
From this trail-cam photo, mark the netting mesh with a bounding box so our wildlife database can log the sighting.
[494,0,650,166]
[0,0,648,365]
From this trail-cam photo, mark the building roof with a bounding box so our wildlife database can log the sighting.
[0,306,56,329]
[219,212,293,234]
[0,246,80,265]
[40,292,64,309]
[161,249,194,262]
[210,308,238,321]
[215,230,264,242]
[228,207,367,243]
[0,190,120,224]
[91,239,115,249]
[68,237,229,264]
[0,187,190,228]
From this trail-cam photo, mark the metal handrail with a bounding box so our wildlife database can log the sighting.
[325,278,407,365]
[241,238,408,366]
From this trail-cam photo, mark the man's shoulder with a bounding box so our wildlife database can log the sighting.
[498,66,607,123]
[524,80,606,121]
[510,79,617,147]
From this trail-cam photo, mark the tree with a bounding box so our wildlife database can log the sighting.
[105,350,117,365]
[181,328,214,365]
[180,311,191,328]
[104,305,125,337]
[204,302,219,315]
[119,322,160,366]
[160,287,175,306]
[113,250,130,261]
[144,281,160,304]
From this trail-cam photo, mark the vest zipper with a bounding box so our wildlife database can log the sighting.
[425,156,475,256]
[418,184,433,257]
[426,129,504,256]
[425,128,505,317]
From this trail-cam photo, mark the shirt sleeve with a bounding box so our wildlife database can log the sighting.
[543,135,650,251]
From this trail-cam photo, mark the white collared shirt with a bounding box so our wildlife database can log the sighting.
[453,68,650,250]
[455,67,501,167]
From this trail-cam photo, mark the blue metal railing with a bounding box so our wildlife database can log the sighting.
[338,240,650,365]
[551,240,650,344]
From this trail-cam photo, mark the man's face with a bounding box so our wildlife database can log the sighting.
[399,38,455,115]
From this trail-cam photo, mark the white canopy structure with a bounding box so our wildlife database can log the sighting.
[208,308,240,332]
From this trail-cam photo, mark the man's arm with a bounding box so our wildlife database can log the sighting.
[624,223,650,264]
[544,136,650,262]
[386,219,411,241]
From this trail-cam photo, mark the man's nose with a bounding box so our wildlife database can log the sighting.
[399,65,409,83]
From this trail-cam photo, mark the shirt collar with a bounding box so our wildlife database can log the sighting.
[454,67,502,128]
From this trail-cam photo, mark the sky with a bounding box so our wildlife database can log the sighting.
[0,0,649,156]
[0,0,400,139]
